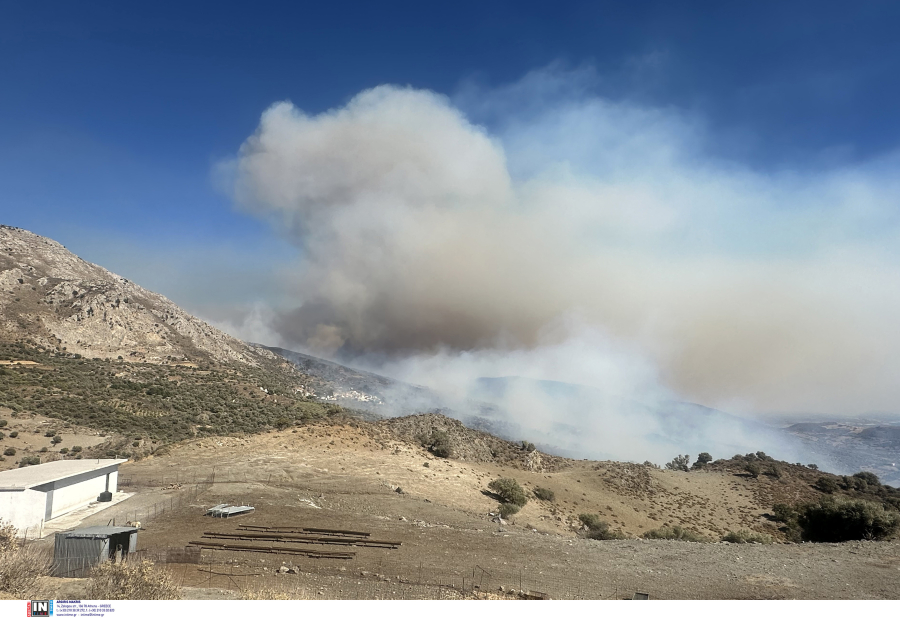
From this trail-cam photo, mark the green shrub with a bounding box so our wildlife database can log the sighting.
[691,452,713,470]
[498,503,520,518]
[744,462,761,478]
[2,448,14,457]
[420,429,452,458]
[488,478,527,507]
[532,487,555,501]
[39,447,48,453]
[665,454,690,471]
[0,420,6,427]
[51,435,63,444]
[722,529,773,544]
[815,477,839,493]
[578,515,626,540]
[71,445,82,453]
[18,456,40,467]
[578,513,603,530]
[59,447,68,454]
[772,503,796,523]
[852,471,880,487]
[8,432,17,438]
[642,526,709,542]
[796,497,900,542]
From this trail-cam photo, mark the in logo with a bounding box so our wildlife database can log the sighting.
[27,601,53,617]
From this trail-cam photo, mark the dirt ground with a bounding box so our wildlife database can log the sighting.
[0,408,109,471]
[29,421,900,600]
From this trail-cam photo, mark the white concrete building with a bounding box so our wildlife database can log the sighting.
[0,459,127,534]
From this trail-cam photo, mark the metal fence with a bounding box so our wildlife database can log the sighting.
[115,472,215,527]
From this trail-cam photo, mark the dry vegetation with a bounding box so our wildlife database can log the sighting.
[0,519,50,598]
[86,559,180,600]
[0,340,359,469]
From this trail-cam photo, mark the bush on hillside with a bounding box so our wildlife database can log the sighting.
[488,478,527,507]
[578,514,626,540]
[498,503,520,518]
[797,497,900,542]
[852,471,880,487]
[578,513,603,530]
[722,529,773,544]
[744,462,761,478]
[665,454,690,472]
[772,503,796,523]
[420,428,452,459]
[815,477,839,493]
[641,526,710,542]
[691,452,713,470]
[532,487,555,501]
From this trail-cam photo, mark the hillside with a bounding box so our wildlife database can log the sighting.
[0,225,267,366]
[0,226,367,466]
[21,415,900,600]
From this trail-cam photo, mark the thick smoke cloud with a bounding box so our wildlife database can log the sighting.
[227,70,900,463]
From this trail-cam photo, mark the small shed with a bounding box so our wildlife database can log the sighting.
[52,525,138,577]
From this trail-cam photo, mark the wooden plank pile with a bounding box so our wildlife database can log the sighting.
[188,524,401,559]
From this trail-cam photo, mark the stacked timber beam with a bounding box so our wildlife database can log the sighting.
[187,539,355,559]
[238,525,370,537]
[188,525,401,559]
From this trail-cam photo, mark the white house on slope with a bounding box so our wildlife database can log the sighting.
[0,459,127,534]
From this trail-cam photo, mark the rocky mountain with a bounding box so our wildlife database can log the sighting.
[0,225,270,366]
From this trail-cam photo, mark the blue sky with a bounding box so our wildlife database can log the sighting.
[2,1,900,416]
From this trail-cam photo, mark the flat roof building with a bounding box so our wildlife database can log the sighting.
[0,459,127,535]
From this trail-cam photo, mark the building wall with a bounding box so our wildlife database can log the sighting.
[46,466,118,519]
[0,464,122,533]
[0,488,48,533]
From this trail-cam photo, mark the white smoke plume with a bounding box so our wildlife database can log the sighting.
[224,69,900,464]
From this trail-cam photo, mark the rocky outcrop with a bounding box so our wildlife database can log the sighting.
[0,225,270,366]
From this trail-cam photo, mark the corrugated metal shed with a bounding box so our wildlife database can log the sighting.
[52,525,138,577]
[63,526,137,538]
